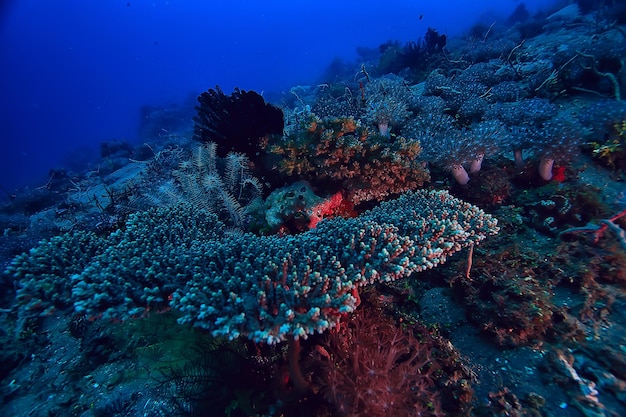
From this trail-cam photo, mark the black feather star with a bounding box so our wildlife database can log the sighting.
[193,86,284,158]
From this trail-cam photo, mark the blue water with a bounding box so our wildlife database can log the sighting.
[0,0,552,194]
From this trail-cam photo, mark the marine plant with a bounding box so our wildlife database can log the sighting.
[587,119,626,172]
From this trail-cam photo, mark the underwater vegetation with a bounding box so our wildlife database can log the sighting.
[3,2,626,417]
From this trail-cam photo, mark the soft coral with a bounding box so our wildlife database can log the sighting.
[312,306,443,417]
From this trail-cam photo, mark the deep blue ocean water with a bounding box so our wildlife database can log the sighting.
[0,0,552,196]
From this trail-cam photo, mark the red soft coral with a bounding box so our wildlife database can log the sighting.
[313,307,443,417]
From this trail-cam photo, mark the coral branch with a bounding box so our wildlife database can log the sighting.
[560,208,626,249]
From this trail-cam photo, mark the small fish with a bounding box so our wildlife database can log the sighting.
[419,14,423,20]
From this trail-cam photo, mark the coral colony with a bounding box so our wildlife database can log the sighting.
[4,3,626,417]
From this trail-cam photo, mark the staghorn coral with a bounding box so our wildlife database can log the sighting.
[266,114,429,205]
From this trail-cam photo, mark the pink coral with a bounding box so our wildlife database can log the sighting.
[308,192,349,229]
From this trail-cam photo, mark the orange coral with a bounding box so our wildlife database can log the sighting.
[263,114,430,205]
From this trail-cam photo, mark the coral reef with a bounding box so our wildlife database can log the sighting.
[6,4,626,416]
[266,114,429,205]
[7,190,498,345]
[313,306,443,417]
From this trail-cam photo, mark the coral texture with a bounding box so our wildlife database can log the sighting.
[7,190,498,345]
[363,75,413,135]
[314,307,442,417]
[266,114,429,204]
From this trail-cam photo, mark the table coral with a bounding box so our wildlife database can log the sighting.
[7,190,498,346]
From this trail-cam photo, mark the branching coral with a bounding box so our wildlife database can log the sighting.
[266,114,429,204]
[7,190,498,345]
